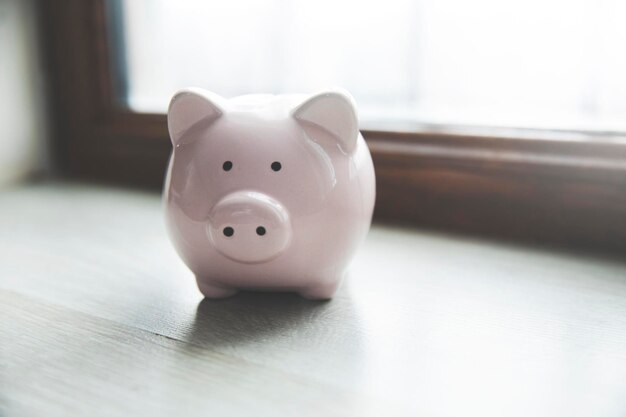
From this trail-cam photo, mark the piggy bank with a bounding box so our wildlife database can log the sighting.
[164,88,375,299]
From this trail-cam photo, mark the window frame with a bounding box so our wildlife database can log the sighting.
[41,0,626,251]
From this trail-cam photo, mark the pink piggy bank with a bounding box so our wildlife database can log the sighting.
[164,88,375,299]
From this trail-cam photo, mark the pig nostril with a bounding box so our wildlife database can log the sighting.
[256,226,266,236]
[223,226,234,237]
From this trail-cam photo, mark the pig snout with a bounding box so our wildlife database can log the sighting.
[207,191,291,263]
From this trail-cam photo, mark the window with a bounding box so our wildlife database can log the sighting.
[119,0,626,132]
[42,0,626,250]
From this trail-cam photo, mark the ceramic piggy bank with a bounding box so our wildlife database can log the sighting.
[164,88,375,299]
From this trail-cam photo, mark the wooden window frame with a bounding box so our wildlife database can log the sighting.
[41,0,626,251]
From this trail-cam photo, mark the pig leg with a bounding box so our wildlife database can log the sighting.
[196,279,237,299]
[299,279,341,300]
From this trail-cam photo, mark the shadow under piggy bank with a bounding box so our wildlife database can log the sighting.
[185,291,327,346]
[181,285,365,382]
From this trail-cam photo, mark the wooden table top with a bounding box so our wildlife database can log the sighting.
[1,182,625,417]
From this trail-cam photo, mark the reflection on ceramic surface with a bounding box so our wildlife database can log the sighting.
[164,88,375,299]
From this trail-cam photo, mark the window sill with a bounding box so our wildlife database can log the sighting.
[2,181,626,416]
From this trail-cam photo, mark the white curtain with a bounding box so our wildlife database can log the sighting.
[0,0,49,186]
[123,0,626,131]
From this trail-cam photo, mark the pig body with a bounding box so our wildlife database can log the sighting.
[164,88,375,299]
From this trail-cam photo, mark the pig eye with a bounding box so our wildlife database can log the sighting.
[271,161,282,172]
[222,161,233,171]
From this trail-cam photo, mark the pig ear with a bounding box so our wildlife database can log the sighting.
[292,89,359,153]
[167,88,224,145]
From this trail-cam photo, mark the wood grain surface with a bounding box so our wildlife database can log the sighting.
[1,182,626,417]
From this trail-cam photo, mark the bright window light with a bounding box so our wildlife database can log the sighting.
[119,0,626,131]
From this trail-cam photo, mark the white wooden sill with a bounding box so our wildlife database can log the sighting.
[1,182,625,417]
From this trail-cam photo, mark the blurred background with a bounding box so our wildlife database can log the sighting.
[5,0,626,178]
[120,0,626,130]
[0,0,48,184]
[1,0,625,248]
[5,0,626,172]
